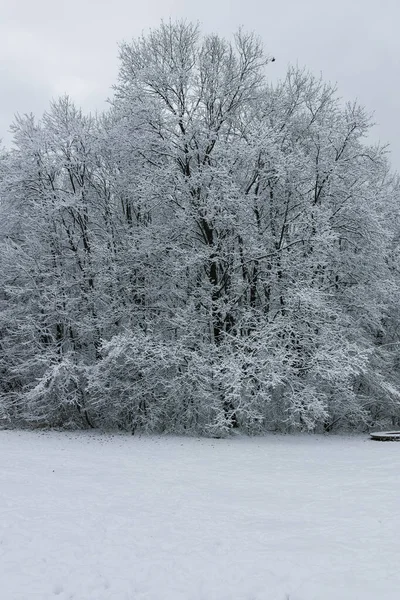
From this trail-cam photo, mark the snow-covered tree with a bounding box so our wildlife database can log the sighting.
[1,21,399,434]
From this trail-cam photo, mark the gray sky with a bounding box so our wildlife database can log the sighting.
[2,0,399,168]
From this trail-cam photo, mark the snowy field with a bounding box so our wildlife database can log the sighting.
[0,431,399,600]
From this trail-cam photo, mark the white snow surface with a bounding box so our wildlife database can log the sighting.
[0,431,399,600]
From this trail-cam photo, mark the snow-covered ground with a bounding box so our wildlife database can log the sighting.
[0,431,399,600]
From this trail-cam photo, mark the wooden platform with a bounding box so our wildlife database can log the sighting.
[370,431,400,441]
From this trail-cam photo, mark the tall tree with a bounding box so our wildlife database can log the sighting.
[1,22,399,434]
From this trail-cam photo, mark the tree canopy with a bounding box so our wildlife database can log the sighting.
[1,22,400,435]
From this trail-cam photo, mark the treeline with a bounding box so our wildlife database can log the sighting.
[1,22,400,435]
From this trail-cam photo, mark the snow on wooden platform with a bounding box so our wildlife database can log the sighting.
[0,431,399,600]
[370,431,400,441]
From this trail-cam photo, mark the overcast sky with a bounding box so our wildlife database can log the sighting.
[2,0,399,168]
